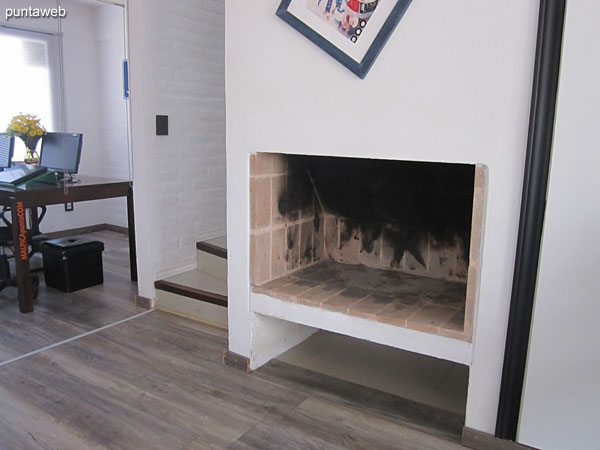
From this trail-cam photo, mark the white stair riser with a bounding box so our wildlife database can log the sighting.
[156,289,227,329]
[197,250,227,280]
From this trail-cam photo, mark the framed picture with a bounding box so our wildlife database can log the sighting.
[276,0,412,79]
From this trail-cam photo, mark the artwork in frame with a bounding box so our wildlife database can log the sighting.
[276,0,413,79]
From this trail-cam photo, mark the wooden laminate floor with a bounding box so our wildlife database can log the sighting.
[0,231,468,449]
[0,230,144,363]
[0,311,467,449]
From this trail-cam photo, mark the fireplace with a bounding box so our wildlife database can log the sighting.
[249,152,486,346]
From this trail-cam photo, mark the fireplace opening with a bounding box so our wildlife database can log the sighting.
[250,153,485,342]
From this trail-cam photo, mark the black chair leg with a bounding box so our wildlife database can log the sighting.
[0,254,10,280]
[0,254,39,299]
[31,275,39,299]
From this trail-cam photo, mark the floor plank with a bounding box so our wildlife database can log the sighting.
[0,312,302,449]
[232,396,465,450]
[279,330,468,415]
[0,231,468,449]
[0,310,467,449]
[254,359,465,444]
[0,231,144,363]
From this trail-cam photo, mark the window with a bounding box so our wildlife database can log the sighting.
[0,27,63,160]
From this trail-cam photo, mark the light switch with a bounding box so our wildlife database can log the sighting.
[156,115,168,136]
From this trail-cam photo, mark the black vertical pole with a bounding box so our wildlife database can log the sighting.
[495,0,566,440]
[127,185,138,282]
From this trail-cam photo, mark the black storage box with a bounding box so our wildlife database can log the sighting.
[40,237,104,293]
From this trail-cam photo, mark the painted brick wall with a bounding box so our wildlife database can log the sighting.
[128,0,226,298]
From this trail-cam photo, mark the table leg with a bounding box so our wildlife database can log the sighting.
[127,185,138,282]
[10,198,33,313]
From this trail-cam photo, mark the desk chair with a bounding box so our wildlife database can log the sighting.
[0,206,49,298]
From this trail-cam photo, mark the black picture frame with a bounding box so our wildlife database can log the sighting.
[276,0,412,79]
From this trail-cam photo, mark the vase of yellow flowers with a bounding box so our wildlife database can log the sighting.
[5,114,46,164]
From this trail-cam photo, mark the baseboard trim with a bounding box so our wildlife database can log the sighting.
[105,224,128,234]
[45,224,106,239]
[196,228,226,243]
[135,294,155,309]
[45,223,128,239]
[462,427,538,450]
[155,260,198,281]
[222,351,250,373]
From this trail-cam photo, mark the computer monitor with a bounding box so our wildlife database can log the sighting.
[0,133,14,170]
[40,132,83,178]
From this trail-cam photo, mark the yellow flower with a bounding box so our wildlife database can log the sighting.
[4,113,46,142]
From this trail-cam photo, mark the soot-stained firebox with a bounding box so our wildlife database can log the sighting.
[249,152,485,341]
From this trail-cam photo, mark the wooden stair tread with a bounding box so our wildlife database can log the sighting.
[204,235,227,249]
[155,270,227,308]
[196,239,227,259]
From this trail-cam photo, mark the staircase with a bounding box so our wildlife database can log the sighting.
[154,236,228,328]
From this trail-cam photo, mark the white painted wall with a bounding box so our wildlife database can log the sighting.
[41,0,106,232]
[226,0,539,433]
[94,2,128,228]
[518,2,600,448]
[42,0,129,232]
[127,0,226,300]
